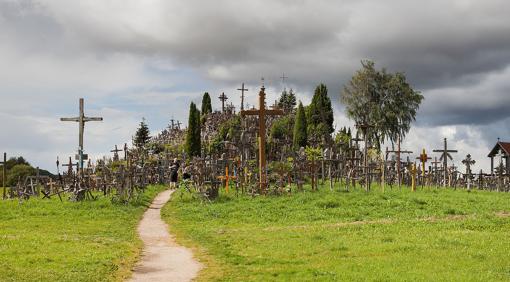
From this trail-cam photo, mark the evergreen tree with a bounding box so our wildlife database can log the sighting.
[293,101,308,149]
[185,102,201,157]
[133,118,151,149]
[278,88,297,112]
[201,92,212,115]
[306,83,334,144]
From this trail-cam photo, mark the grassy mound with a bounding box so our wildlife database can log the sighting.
[163,184,510,281]
[0,185,167,282]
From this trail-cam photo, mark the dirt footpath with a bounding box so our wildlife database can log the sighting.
[129,189,202,282]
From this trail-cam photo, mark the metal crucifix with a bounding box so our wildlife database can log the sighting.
[241,86,284,194]
[60,98,103,171]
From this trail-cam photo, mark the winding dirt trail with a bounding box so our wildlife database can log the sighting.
[129,189,202,282]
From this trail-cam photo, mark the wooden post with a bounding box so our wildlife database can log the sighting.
[2,152,6,199]
[411,163,417,192]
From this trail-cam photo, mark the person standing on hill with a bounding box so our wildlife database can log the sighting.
[169,158,180,189]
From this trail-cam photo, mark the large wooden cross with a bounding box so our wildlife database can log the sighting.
[60,98,103,170]
[241,86,283,193]
[218,92,228,113]
[111,145,122,161]
[237,83,248,111]
[433,138,458,186]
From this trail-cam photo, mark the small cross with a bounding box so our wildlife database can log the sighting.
[111,145,122,161]
[237,83,248,111]
[218,92,228,113]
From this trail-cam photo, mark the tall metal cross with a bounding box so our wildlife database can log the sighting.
[241,86,284,193]
[218,92,228,113]
[60,98,103,170]
[1,152,6,199]
[237,83,248,111]
[433,138,458,187]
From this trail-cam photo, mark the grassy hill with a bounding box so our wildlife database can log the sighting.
[0,185,166,282]
[163,184,510,281]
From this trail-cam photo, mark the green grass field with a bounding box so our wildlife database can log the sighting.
[163,184,510,281]
[0,185,166,282]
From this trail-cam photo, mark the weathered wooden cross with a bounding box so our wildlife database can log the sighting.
[433,138,458,186]
[60,98,103,170]
[241,86,284,193]
[111,145,122,161]
[218,92,228,113]
[237,83,248,111]
[385,136,413,188]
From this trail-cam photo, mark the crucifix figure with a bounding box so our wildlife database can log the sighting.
[462,154,476,190]
[433,138,458,187]
[237,83,248,111]
[218,92,228,113]
[241,86,284,193]
[60,98,103,170]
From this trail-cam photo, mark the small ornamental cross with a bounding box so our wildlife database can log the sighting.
[416,148,431,177]
[218,92,228,113]
[216,165,236,193]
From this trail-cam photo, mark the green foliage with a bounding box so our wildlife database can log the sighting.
[185,102,201,157]
[164,186,510,281]
[293,102,308,149]
[334,126,352,150]
[209,115,241,154]
[307,83,334,144]
[270,115,293,141]
[133,118,151,149]
[341,60,424,149]
[6,164,36,186]
[277,88,297,112]
[0,185,166,281]
[201,92,212,115]
[305,146,323,161]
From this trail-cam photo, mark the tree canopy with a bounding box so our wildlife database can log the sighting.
[185,102,201,157]
[293,101,308,149]
[201,92,212,115]
[306,83,334,144]
[278,88,297,113]
[341,60,423,149]
[133,118,151,149]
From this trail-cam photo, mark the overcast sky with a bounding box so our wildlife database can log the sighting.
[1,0,510,173]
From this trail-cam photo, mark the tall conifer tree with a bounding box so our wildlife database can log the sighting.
[293,101,308,149]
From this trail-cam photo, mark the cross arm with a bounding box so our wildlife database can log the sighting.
[266,109,284,116]
[241,109,260,116]
[60,117,79,122]
[84,117,103,122]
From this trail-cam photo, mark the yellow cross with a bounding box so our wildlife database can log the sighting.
[217,166,237,193]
